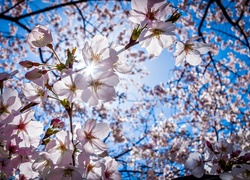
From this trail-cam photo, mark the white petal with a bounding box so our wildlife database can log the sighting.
[93,123,109,139]
[186,53,202,66]
[192,166,204,178]
[175,52,185,66]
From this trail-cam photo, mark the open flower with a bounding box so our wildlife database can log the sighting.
[82,35,116,75]
[46,130,74,166]
[22,73,48,104]
[82,71,119,106]
[27,25,53,48]
[76,119,109,154]
[32,153,54,178]
[47,165,82,180]
[216,139,233,154]
[139,21,176,56]
[4,110,44,148]
[0,88,21,123]
[185,152,204,178]
[174,36,210,66]
[103,157,121,180]
[53,70,88,103]
[129,0,171,25]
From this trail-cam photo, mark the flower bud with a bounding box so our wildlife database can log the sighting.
[19,60,40,68]
[131,25,143,41]
[166,10,181,23]
[51,118,65,129]
[25,68,47,80]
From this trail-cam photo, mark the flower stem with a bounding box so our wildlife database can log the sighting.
[67,103,76,166]
[47,44,63,64]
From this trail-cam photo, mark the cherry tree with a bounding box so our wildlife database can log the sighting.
[0,0,249,179]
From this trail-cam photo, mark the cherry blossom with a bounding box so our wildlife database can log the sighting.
[174,36,210,66]
[27,25,53,48]
[82,35,115,75]
[103,157,122,180]
[129,0,171,25]
[53,70,88,103]
[83,71,120,106]
[220,164,250,180]
[185,152,204,178]
[19,161,39,179]
[32,153,54,177]
[4,110,43,148]
[22,80,48,104]
[45,130,74,166]
[76,119,109,154]
[50,118,65,129]
[46,165,82,180]
[139,21,176,56]
[0,88,21,123]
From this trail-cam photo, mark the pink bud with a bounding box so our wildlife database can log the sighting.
[51,118,65,129]
[25,68,47,80]
[206,141,214,152]
[19,60,34,68]
[231,150,241,158]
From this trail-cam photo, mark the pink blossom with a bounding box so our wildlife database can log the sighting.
[22,72,48,103]
[83,71,120,106]
[82,35,115,75]
[32,153,54,177]
[4,110,43,148]
[47,166,82,180]
[0,157,14,177]
[83,157,104,180]
[216,140,233,154]
[0,88,21,123]
[174,36,210,66]
[111,45,132,74]
[46,130,74,166]
[139,21,176,56]
[27,25,53,48]
[22,82,48,104]
[103,157,121,180]
[129,0,171,25]
[50,118,65,129]
[53,70,88,103]
[19,161,39,179]
[76,119,109,154]
[185,152,204,178]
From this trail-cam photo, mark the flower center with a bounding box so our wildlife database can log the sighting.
[37,88,45,97]
[146,9,156,20]
[84,130,96,142]
[87,163,95,173]
[18,121,26,131]
[65,83,77,93]
[37,34,44,41]
[151,29,164,39]
[184,44,193,53]
[58,141,67,152]
[105,170,114,178]
[91,53,101,62]
[90,80,103,92]
[0,100,9,115]
[64,168,73,177]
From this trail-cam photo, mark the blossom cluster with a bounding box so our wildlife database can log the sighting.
[128,0,210,66]
[185,140,250,179]
[0,76,120,179]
